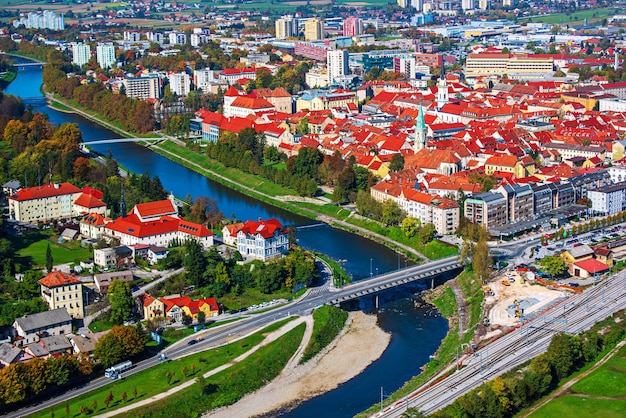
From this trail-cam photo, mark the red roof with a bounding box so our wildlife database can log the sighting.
[134,200,177,218]
[10,182,81,201]
[81,187,104,199]
[38,271,81,288]
[573,259,610,274]
[74,193,106,209]
[239,218,284,239]
[106,214,213,238]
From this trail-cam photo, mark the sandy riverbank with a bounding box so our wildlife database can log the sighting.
[205,311,391,418]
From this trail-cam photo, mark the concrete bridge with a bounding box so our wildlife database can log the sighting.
[327,256,463,306]
[12,62,46,67]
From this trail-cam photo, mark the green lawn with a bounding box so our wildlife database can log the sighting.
[216,284,304,311]
[528,343,626,418]
[522,8,617,25]
[10,231,92,270]
[33,319,295,418]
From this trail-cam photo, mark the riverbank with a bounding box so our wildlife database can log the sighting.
[206,311,390,418]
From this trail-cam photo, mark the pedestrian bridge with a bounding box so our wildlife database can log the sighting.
[80,138,164,147]
[327,256,463,306]
[12,62,46,67]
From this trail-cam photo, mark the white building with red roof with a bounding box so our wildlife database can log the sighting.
[38,271,84,319]
[80,212,110,239]
[8,183,107,223]
[236,218,289,261]
[105,199,214,249]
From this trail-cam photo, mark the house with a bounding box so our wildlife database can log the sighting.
[94,270,134,294]
[2,180,20,195]
[38,271,85,319]
[24,343,49,361]
[80,213,110,239]
[236,218,289,261]
[182,297,220,320]
[161,296,189,323]
[0,343,25,367]
[93,246,133,269]
[148,245,169,265]
[72,192,107,217]
[140,294,166,321]
[39,335,73,356]
[560,244,595,265]
[221,222,244,247]
[70,334,96,354]
[570,258,610,279]
[12,308,72,345]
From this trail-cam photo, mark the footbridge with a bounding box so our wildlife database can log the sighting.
[12,62,46,67]
[80,138,164,147]
[327,256,463,306]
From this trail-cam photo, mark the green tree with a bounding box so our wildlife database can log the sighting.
[537,255,566,279]
[183,240,207,287]
[45,243,53,273]
[401,216,421,238]
[472,237,492,281]
[197,311,206,325]
[389,153,405,172]
[419,223,437,244]
[381,200,404,226]
[94,325,146,368]
[546,333,583,380]
[108,280,134,325]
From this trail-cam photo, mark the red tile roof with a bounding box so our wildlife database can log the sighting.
[10,182,81,201]
[106,214,213,238]
[38,271,81,288]
[73,193,106,209]
[239,218,284,239]
[134,200,177,218]
[573,259,610,274]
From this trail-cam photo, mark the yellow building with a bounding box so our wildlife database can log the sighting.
[9,182,82,223]
[304,18,324,41]
[38,271,85,319]
[296,90,357,112]
[560,245,594,265]
[464,53,554,78]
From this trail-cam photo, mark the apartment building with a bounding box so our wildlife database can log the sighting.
[530,183,554,215]
[275,15,298,39]
[464,191,508,229]
[38,271,84,319]
[169,72,191,96]
[96,42,115,69]
[9,182,82,223]
[327,49,349,84]
[496,184,534,224]
[72,43,90,67]
[304,18,324,41]
[541,143,606,161]
[588,182,626,215]
[343,16,363,37]
[169,31,187,45]
[123,75,161,100]
[464,53,554,79]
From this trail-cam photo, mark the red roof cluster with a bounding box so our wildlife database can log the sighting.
[10,182,81,201]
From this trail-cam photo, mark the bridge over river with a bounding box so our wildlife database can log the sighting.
[327,256,463,306]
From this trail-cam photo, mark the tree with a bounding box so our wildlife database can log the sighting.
[108,280,134,325]
[472,237,492,281]
[45,243,53,273]
[460,239,475,266]
[181,314,192,326]
[419,223,437,244]
[197,311,206,325]
[546,333,583,380]
[133,101,156,133]
[183,240,207,287]
[381,200,404,226]
[537,255,566,279]
[401,217,421,238]
[94,325,146,368]
[389,153,405,172]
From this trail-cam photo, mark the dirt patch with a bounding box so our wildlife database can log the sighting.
[205,311,390,418]
[480,271,568,339]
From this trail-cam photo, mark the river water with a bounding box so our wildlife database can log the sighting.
[4,59,449,417]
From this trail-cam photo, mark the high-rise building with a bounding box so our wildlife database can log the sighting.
[169,72,191,96]
[478,0,489,9]
[397,0,409,7]
[123,75,161,100]
[393,55,417,78]
[343,17,363,37]
[275,15,298,39]
[502,0,512,6]
[327,49,349,84]
[304,18,324,41]
[13,10,64,30]
[147,32,164,45]
[410,0,424,11]
[462,0,474,10]
[96,43,116,69]
[169,32,187,45]
[123,31,141,42]
[72,43,91,67]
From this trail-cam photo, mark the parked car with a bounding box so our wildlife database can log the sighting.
[568,282,580,288]
[187,339,197,345]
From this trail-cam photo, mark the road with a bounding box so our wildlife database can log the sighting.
[375,269,626,417]
[6,256,460,417]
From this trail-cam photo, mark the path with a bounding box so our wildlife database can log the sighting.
[93,316,309,418]
[448,280,467,336]
[151,143,429,261]
[518,340,626,418]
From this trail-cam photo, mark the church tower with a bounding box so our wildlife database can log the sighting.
[414,101,427,153]
[119,186,127,218]
[436,54,449,108]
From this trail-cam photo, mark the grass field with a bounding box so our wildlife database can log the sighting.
[522,8,619,25]
[10,231,92,270]
[528,343,626,418]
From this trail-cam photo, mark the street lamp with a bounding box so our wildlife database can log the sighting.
[370,258,373,279]
[376,267,379,277]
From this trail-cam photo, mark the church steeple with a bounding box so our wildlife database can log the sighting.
[119,186,127,218]
[414,100,427,153]
[437,53,449,108]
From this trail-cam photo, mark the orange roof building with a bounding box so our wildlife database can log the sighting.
[38,271,85,319]
[9,182,84,223]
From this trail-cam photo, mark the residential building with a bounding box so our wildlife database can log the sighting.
[464,191,508,229]
[541,143,606,161]
[38,271,84,319]
[296,89,358,112]
[96,43,115,69]
[343,16,363,37]
[13,10,64,30]
[140,294,166,321]
[304,18,324,41]
[221,222,245,246]
[190,33,209,47]
[8,182,82,223]
[105,199,214,249]
[123,31,141,42]
[496,184,534,223]
[147,32,164,44]
[462,0,474,9]
[393,55,417,79]
[464,53,554,79]
[169,31,187,45]
[237,218,289,261]
[80,213,109,239]
[554,182,576,208]
[148,245,169,265]
[94,271,133,294]
[275,15,298,39]
[294,41,333,61]
[169,72,191,96]
[588,182,626,215]
[254,87,293,114]
[561,244,595,265]
[530,183,554,215]
[12,309,72,345]
[123,75,161,100]
[327,49,349,84]
[72,43,91,67]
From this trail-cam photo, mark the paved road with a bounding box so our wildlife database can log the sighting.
[375,269,626,417]
[5,257,458,418]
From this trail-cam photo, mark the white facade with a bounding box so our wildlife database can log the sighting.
[124,31,141,42]
[123,75,161,100]
[169,32,187,45]
[13,10,64,30]
[169,72,191,96]
[96,43,116,69]
[462,0,474,9]
[72,43,91,67]
[588,182,626,215]
[147,32,164,44]
[275,15,298,39]
[190,33,209,47]
[327,49,350,84]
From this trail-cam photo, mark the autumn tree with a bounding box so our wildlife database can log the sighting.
[419,223,437,244]
[472,236,492,281]
[108,280,134,325]
[133,101,156,133]
[401,216,421,238]
[94,325,146,368]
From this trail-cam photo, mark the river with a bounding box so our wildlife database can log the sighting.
[3,58,449,417]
